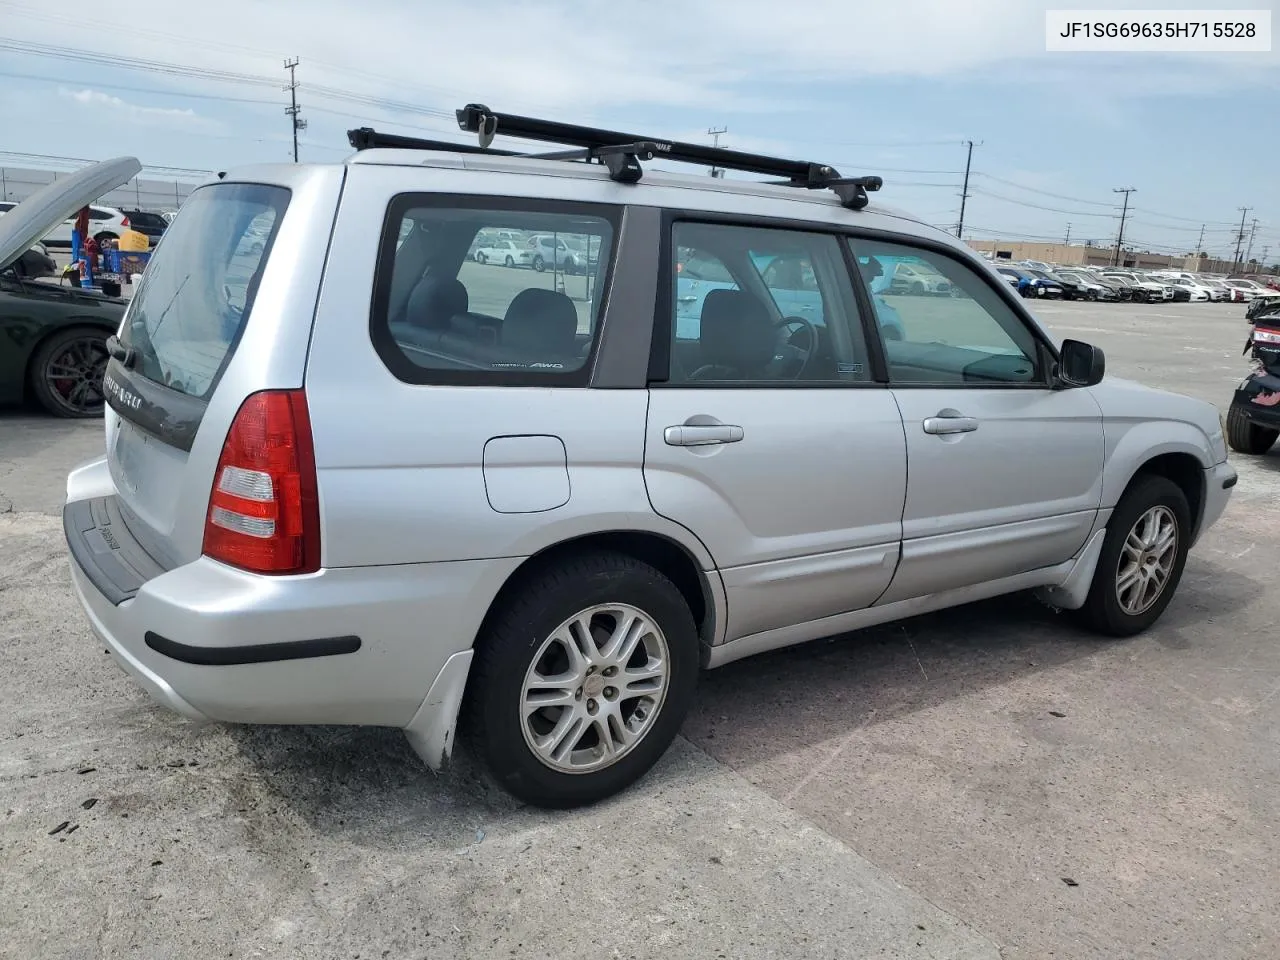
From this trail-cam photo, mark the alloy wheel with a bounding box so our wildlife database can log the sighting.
[1115,505,1179,616]
[43,335,108,416]
[520,603,670,775]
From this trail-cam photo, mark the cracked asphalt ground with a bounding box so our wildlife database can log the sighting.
[2,300,1278,959]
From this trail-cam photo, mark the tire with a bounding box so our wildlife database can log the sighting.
[910,280,925,295]
[475,252,487,264]
[27,326,110,418]
[1074,475,1191,637]
[1226,404,1279,455]
[1086,289,1097,301]
[504,255,515,267]
[94,231,118,245]
[532,254,546,273]
[466,551,699,808]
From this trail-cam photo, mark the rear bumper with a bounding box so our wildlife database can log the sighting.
[65,495,521,730]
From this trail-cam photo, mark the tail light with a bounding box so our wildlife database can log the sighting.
[121,214,130,228]
[1253,327,1280,345]
[202,390,321,575]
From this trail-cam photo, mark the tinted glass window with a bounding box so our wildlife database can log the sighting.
[119,182,289,399]
[373,200,615,384]
[850,239,1042,385]
[667,221,873,385]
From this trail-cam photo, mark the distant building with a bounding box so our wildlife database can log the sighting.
[964,239,1254,274]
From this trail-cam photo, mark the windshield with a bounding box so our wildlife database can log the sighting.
[119,182,289,400]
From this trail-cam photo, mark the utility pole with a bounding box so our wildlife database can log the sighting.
[1064,223,1071,245]
[1244,218,1259,265]
[955,140,978,239]
[1111,187,1135,266]
[1261,245,1271,270]
[1195,224,1205,254]
[284,58,306,163]
[707,126,727,178]
[1232,206,1251,270]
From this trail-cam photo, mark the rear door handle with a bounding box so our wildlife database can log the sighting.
[922,414,979,435]
[664,424,744,446]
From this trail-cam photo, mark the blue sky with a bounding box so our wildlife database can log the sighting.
[1,0,1276,262]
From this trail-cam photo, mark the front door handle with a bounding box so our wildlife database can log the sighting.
[664,423,744,446]
[922,414,979,435]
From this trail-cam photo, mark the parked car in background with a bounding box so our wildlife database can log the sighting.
[472,238,532,267]
[1158,276,1212,301]
[993,265,1035,297]
[1,202,133,248]
[1054,268,1119,301]
[1225,278,1280,302]
[1041,269,1088,300]
[888,260,951,295]
[1101,271,1173,302]
[0,158,137,417]
[1016,269,1061,298]
[1198,278,1230,302]
[525,233,586,272]
[121,209,169,246]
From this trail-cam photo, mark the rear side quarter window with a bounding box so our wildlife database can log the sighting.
[369,196,619,387]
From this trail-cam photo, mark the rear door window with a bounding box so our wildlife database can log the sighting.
[119,182,289,399]
[370,197,617,386]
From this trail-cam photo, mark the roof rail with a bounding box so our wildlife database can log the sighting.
[344,104,882,210]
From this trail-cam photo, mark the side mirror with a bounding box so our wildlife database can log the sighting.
[1057,339,1105,388]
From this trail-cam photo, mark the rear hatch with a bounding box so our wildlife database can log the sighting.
[103,181,292,568]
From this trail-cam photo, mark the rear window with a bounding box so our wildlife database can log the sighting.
[120,182,289,399]
[370,196,617,387]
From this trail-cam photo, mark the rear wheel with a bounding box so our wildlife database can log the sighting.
[28,327,109,418]
[504,255,515,267]
[1226,404,1279,455]
[93,231,118,246]
[1074,475,1190,637]
[466,551,699,808]
[475,252,487,264]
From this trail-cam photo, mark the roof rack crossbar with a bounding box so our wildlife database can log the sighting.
[346,126,520,156]
[346,106,884,209]
[455,103,861,191]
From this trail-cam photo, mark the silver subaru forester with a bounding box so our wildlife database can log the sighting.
[60,107,1235,808]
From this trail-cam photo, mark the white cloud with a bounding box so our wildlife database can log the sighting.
[58,87,211,127]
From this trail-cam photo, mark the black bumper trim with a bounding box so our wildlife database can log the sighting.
[144,632,362,666]
[1223,474,1238,490]
[64,496,170,606]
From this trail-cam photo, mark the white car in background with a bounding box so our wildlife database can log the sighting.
[472,238,532,267]
[1225,278,1278,302]
[1197,278,1231,302]
[1156,276,1212,301]
[0,199,132,247]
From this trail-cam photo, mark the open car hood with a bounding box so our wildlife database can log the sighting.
[0,157,141,270]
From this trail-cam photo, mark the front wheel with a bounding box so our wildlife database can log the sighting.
[1226,404,1279,455]
[1074,475,1191,637]
[475,252,487,264]
[466,551,699,808]
[504,255,515,267]
[532,254,546,272]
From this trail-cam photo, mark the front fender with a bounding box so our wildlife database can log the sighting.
[1101,418,1212,508]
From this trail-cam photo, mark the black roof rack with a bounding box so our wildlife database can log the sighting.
[345,104,882,210]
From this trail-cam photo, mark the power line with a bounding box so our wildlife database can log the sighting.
[969,187,1117,217]
[1112,187,1136,266]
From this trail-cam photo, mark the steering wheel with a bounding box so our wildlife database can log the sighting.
[773,316,818,380]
